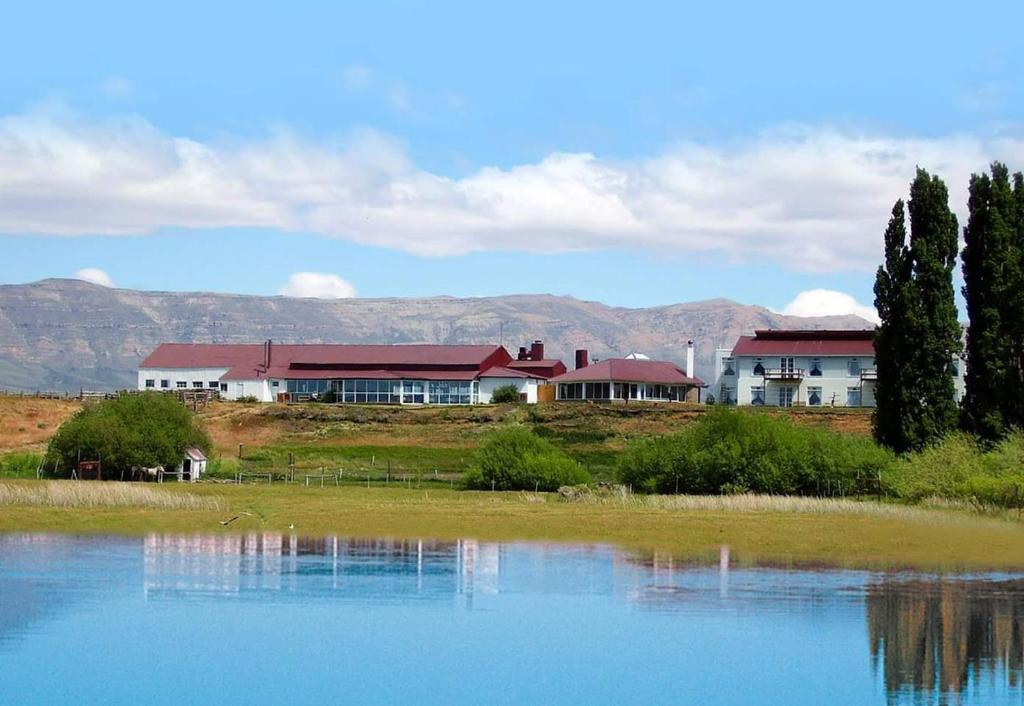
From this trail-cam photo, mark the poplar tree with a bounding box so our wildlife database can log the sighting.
[873,169,961,452]
[960,164,1015,439]
[1003,172,1024,428]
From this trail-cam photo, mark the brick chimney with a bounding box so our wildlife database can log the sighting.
[575,349,589,370]
[530,340,545,361]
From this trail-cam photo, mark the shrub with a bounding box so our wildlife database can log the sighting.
[490,385,521,404]
[0,452,44,478]
[47,392,212,478]
[464,426,590,491]
[617,407,891,495]
[236,395,260,404]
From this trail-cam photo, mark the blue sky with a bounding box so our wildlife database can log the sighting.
[1,0,1021,315]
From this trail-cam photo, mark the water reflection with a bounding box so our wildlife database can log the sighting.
[867,577,1024,701]
[1,533,1022,705]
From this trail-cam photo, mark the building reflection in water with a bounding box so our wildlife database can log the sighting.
[143,533,501,601]
[867,577,1024,700]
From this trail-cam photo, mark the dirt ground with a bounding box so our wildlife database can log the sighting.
[0,395,82,453]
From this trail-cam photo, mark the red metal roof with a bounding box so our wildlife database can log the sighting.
[142,343,514,382]
[549,359,704,386]
[505,359,567,379]
[732,330,875,357]
[478,366,544,379]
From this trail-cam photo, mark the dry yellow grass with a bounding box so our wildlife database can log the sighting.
[0,480,225,511]
[0,395,81,452]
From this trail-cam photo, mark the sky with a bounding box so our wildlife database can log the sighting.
[1,0,1022,318]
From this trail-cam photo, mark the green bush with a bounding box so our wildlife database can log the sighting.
[464,426,591,491]
[47,392,212,477]
[0,452,44,478]
[236,395,260,404]
[489,385,521,404]
[883,432,1024,508]
[617,407,891,495]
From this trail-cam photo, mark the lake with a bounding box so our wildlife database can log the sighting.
[0,533,1021,705]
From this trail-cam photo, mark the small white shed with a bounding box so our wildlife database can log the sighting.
[179,447,207,482]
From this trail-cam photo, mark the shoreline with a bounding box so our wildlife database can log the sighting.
[2,481,1023,572]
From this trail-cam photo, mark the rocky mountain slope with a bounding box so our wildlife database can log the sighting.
[0,279,871,391]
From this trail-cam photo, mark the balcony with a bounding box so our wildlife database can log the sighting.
[860,369,878,381]
[761,368,804,381]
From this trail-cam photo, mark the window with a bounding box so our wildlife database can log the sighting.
[402,380,425,404]
[780,357,795,374]
[809,359,822,376]
[753,359,765,376]
[847,387,861,407]
[176,381,187,388]
[949,360,960,376]
[848,359,861,376]
[271,380,279,387]
[144,379,155,388]
[719,385,736,405]
[722,357,735,376]
[161,379,169,388]
[778,386,794,407]
[807,386,822,406]
[751,387,765,406]
[220,383,228,392]
[208,381,219,389]
[192,381,204,389]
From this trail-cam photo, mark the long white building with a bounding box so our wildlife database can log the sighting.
[711,329,965,408]
[137,340,566,404]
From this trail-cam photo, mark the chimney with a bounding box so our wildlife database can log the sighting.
[686,340,695,378]
[575,349,589,370]
[264,339,272,370]
[518,346,528,361]
[530,340,544,361]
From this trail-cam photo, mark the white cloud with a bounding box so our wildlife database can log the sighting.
[73,267,115,287]
[279,272,357,299]
[1,108,1023,272]
[780,289,879,324]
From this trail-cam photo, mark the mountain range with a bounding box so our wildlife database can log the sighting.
[0,279,871,391]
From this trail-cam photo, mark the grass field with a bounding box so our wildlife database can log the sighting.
[2,480,1022,571]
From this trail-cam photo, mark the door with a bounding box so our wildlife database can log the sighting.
[780,357,794,375]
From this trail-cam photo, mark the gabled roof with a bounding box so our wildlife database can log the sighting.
[184,447,207,461]
[732,329,875,357]
[550,359,704,386]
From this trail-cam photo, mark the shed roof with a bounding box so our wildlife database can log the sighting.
[550,359,704,386]
[184,447,207,461]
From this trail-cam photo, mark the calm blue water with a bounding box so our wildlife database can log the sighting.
[0,534,1021,705]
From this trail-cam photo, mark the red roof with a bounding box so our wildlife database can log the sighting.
[478,366,545,379]
[732,330,875,357]
[141,343,513,381]
[550,359,704,386]
[506,359,567,379]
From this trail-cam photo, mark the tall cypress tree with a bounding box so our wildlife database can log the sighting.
[873,169,961,452]
[873,201,914,451]
[961,164,1018,440]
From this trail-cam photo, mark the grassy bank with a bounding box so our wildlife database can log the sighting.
[2,480,1022,571]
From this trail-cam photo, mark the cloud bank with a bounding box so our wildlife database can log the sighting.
[780,289,879,324]
[2,108,1022,272]
[279,272,357,299]
[73,267,115,287]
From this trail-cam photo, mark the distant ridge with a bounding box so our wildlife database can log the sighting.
[0,279,871,391]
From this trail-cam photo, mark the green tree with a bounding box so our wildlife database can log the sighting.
[47,392,212,476]
[874,169,961,452]
[1003,172,1024,429]
[489,385,521,404]
[960,164,1017,440]
[463,426,590,491]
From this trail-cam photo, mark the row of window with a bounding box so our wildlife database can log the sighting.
[145,379,219,389]
[558,382,689,401]
[721,357,872,377]
[284,378,476,404]
[719,385,864,407]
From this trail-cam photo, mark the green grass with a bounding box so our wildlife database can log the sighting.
[1,480,1023,571]
[209,443,475,478]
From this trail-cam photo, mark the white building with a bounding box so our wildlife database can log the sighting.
[711,329,965,408]
[137,341,565,405]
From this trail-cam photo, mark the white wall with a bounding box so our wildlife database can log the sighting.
[138,368,229,393]
[711,351,965,408]
[478,377,538,404]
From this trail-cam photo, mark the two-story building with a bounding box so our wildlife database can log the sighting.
[712,329,965,408]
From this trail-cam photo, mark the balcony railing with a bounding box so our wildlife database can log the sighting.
[760,368,804,380]
[860,369,878,381]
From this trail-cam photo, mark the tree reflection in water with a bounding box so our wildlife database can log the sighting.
[867,577,1024,700]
